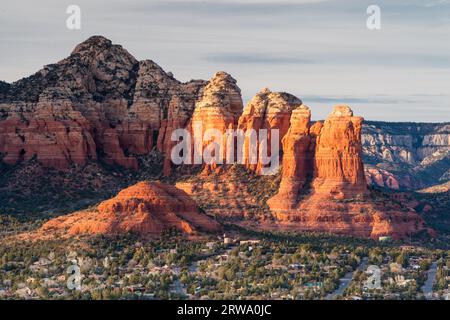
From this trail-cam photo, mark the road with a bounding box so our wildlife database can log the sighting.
[421,261,438,299]
[326,257,368,300]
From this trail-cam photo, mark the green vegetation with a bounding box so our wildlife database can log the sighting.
[0,228,447,300]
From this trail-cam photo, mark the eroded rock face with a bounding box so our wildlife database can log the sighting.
[313,105,367,199]
[362,122,450,190]
[156,80,207,176]
[267,105,426,239]
[269,197,426,240]
[1,36,433,240]
[0,36,207,171]
[365,166,401,190]
[0,96,97,169]
[269,105,367,212]
[187,72,243,174]
[34,181,221,239]
[267,105,312,212]
[237,88,302,173]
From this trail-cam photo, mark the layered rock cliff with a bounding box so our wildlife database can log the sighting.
[313,105,367,198]
[0,36,206,171]
[24,181,220,239]
[1,36,447,192]
[266,105,312,211]
[187,72,243,175]
[362,122,450,190]
[237,88,302,173]
[1,36,438,240]
[268,105,367,211]
[266,106,426,239]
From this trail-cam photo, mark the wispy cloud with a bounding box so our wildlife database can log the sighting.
[425,0,450,7]
[0,0,449,121]
[302,95,415,105]
[205,53,313,65]
[206,51,450,68]
[157,0,328,4]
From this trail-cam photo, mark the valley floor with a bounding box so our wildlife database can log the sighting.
[0,229,449,300]
[0,161,449,300]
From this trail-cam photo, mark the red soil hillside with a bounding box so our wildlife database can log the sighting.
[26,181,221,239]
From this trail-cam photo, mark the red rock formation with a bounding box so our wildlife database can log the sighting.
[176,179,261,219]
[267,105,427,239]
[365,167,401,190]
[157,83,206,176]
[0,97,97,169]
[312,105,368,199]
[0,36,431,240]
[237,88,302,173]
[265,197,425,240]
[187,72,243,174]
[32,181,220,239]
[267,105,312,212]
[0,36,206,171]
[0,37,247,176]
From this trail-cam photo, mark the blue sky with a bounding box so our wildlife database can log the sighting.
[1,0,449,121]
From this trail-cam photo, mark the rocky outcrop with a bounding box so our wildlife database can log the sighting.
[0,36,248,175]
[186,72,243,175]
[362,122,450,189]
[266,105,312,211]
[155,79,207,176]
[365,166,401,190]
[1,36,436,240]
[265,198,426,240]
[313,105,367,199]
[28,181,220,239]
[0,96,97,169]
[0,36,207,171]
[2,36,447,193]
[237,88,301,173]
[269,105,367,211]
[266,105,426,239]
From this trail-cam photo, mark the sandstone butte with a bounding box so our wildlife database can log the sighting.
[186,71,243,175]
[266,105,426,240]
[238,88,302,174]
[0,36,207,172]
[0,36,428,240]
[22,181,221,240]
